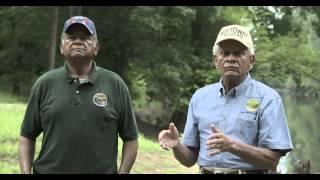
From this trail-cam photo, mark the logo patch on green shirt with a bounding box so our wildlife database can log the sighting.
[93,93,108,107]
[245,98,260,112]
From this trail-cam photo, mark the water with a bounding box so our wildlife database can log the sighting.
[280,94,320,173]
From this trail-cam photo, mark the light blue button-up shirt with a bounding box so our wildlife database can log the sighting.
[181,73,293,169]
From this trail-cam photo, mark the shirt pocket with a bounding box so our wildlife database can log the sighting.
[236,112,258,144]
[95,106,119,134]
[102,106,119,122]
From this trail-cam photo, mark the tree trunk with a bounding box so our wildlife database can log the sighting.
[48,6,59,70]
[12,82,20,96]
[69,6,82,16]
[11,14,20,96]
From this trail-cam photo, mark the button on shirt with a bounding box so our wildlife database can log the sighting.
[181,74,293,169]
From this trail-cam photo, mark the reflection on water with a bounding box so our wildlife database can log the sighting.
[281,94,320,173]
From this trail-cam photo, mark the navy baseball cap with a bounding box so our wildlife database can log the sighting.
[63,16,97,38]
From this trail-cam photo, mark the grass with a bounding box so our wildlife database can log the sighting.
[0,102,199,174]
[126,135,199,174]
[0,103,26,141]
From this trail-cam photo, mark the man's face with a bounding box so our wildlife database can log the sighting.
[60,24,98,62]
[214,40,254,80]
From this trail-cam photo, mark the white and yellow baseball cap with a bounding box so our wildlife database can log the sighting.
[213,25,254,55]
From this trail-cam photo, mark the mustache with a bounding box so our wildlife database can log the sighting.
[71,45,85,49]
[223,65,239,68]
[71,42,85,47]
[223,61,240,68]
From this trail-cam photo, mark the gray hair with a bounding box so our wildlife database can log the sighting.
[212,44,220,56]
[212,43,254,56]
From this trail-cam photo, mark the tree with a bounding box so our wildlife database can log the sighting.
[48,6,59,70]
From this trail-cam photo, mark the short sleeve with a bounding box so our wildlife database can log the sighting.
[20,83,43,141]
[118,81,138,141]
[181,94,200,148]
[258,95,293,155]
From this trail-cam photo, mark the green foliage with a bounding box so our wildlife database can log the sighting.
[250,6,296,38]
[252,7,320,91]
[128,68,149,110]
[254,33,314,88]
[1,6,320,108]
[4,6,319,111]
[0,7,52,75]
[127,6,197,110]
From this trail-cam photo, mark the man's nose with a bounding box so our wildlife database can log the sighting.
[73,37,83,44]
[225,53,238,62]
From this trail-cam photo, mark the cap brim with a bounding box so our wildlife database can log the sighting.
[216,37,250,49]
[64,23,94,36]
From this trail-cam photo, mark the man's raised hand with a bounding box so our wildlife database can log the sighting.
[158,123,180,151]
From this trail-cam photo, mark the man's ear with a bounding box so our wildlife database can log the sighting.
[249,55,256,70]
[250,55,256,64]
[213,56,218,69]
[94,42,100,56]
[60,41,64,55]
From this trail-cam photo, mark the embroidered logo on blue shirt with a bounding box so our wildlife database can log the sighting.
[245,98,260,112]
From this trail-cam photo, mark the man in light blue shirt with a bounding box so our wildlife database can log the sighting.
[158,25,293,174]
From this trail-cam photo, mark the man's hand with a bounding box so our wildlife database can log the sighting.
[206,124,281,169]
[158,123,180,150]
[206,124,234,156]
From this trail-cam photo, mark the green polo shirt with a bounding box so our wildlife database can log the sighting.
[20,62,138,174]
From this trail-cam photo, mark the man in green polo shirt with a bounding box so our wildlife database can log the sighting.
[18,16,139,174]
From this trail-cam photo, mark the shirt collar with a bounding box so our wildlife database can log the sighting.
[218,73,252,97]
[64,61,98,84]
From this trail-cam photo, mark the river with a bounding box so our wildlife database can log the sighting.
[278,94,320,173]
